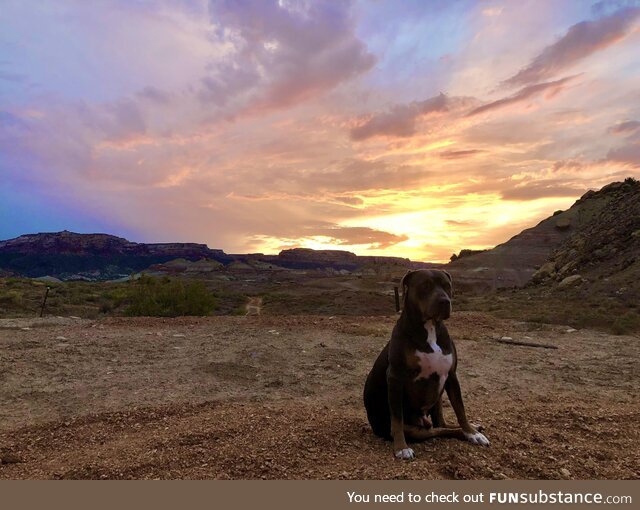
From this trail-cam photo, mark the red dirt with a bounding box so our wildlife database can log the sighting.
[1,313,638,479]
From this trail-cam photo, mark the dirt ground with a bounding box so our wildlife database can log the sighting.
[0,312,638,479]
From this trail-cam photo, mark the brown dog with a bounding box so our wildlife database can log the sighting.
[363,269,488,459]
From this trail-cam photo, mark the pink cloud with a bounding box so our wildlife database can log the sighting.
[350,93,477,140]
[608,120,640,135]
[607,143,640,166]
[466,75,578,117]
[204,0,375,114]
[503,7,640,87]
[501,180,586,201]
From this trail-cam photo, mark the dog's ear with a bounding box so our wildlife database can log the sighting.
[442,270,454,297]
[401,270,416,290]
[400,270,416,309]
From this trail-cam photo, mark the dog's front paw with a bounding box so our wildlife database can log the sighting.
[394,448,415,460]
[464,431,489,446]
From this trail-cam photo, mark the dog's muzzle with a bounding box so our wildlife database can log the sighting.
[436,297,451,320]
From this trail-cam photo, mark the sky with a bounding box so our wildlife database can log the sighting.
[1,0,640,262]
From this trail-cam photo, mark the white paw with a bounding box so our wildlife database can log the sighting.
[465,431,490,446]
[394,448,415,460]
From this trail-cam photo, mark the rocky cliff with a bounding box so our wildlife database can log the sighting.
[530,178,639,290]
[0,231,225,280]
[446,178,640,292]
[0,231,430,280]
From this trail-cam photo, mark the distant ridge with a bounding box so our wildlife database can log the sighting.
[0,230,223,280]
[2,179,637,286]
[0,231,433,281]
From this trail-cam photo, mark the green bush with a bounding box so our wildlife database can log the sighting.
[124,275,217,317]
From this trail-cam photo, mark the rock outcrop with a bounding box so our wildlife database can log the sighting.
[0,231,226,280]
[533,178,640,289]
[0,232,431,281]
[446,177,640,292]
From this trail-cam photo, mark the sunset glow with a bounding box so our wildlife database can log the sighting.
[2,1,640,261]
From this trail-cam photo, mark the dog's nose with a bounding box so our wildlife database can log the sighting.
[437,298,451,318]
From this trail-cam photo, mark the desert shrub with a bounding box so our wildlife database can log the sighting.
[611,311,640,335]
[99,300,114,314]
[67,285,90,305]
[0,289,23,307]
[230,305,247,316]
[106,287,129,307]
[212,289,247,315]
[124,275,217,317]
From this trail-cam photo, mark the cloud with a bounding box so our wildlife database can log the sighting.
[294,159,434,193]
[198,64,261,107]
[445,219,479,226]
[0,70,26,82]
[2,1,640,262]
[350,93,476,140]
[101,99,147,142]
[503,7,640,87]
[206,0,376,113]
[591,0,640,17]
[304,225,409,248]
[501,180,585,200]
[608,120,640,134]
[0,111,29,130]
[437,149,485,159]
[551,159,588,173]
[136,86,172,105]
[466,75,578,117]
[606,142,640,166]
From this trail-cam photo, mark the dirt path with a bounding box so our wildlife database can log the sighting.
[0,313,638,479]
[245,297,262,316]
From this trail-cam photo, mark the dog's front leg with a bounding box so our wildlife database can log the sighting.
[387,368,413,459]
[445,372,489,446]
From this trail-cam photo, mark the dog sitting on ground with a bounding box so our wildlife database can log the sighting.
[363,269,489,459]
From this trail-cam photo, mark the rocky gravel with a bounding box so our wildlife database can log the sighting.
[0,313,638,479]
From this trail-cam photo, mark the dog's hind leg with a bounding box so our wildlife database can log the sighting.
[403,424,467,442]
[429,398,451,428]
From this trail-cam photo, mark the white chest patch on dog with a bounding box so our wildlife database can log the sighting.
[424,320,441,353]
[415,320,452,389]
[414,350,453,389]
